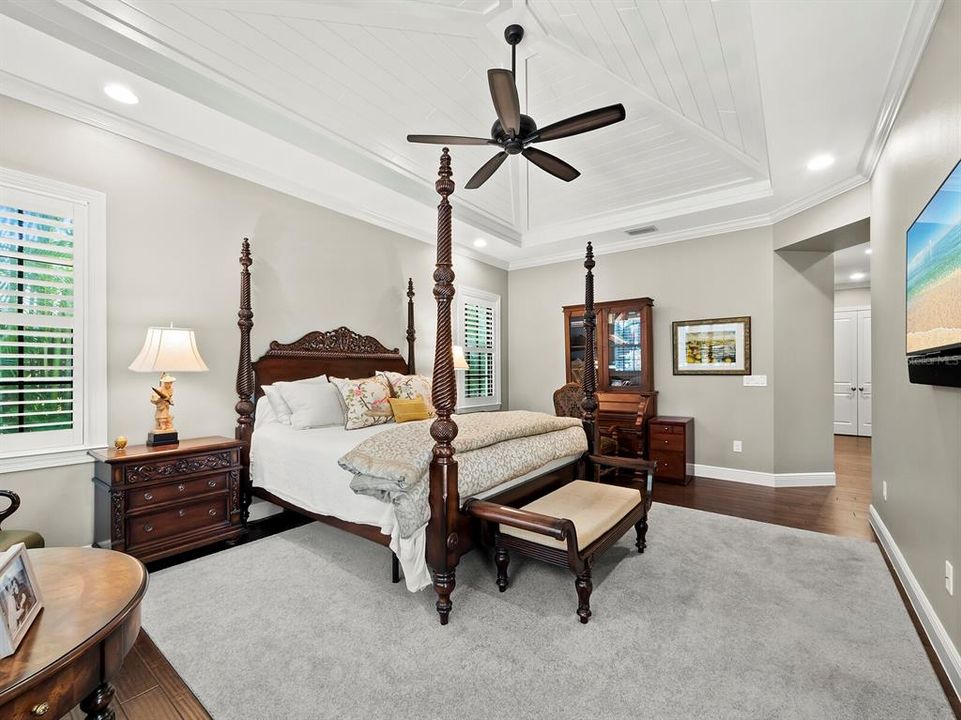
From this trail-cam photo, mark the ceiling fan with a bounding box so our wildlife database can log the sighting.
[407,24,626,190]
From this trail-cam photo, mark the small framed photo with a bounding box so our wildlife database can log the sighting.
[0,542,43,658]
[673,316,752,376]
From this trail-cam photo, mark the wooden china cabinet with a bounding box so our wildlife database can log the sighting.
[562,297,657,457]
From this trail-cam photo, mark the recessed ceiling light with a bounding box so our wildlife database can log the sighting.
[806,153,835,172]
[849,272,866,281]
[103,83,139,105]
[864,247,872,255]
[473,238,487,248]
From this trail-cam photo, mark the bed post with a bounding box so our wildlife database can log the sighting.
[427,149,459,625]
[406,278,416,374]
[581,242,598,459]
[236,238,255,524]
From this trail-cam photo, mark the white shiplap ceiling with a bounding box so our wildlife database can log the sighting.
[0,0,940,267]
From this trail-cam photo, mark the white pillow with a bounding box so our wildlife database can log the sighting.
[277,380,345,430]
[261,374,328,425]
[253,396,277,429]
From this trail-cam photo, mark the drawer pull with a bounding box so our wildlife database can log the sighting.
[143,491,153,501]
[177,483,186,492]
[208,479,217,488]
[178,509,186,518]
[208,508,217,517]
[31,702,49,716]
[144,523,153,533]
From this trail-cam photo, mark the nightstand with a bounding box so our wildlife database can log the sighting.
[648,416,695,485]
[91,436,244,562]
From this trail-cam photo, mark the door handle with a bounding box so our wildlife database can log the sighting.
[850,387,856,392]
[858,386,864,391]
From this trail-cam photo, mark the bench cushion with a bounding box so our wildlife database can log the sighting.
[501,480,642,551]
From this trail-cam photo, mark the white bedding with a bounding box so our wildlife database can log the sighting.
[250,399,581,592]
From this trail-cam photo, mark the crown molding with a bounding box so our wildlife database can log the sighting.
[857,0,943,179]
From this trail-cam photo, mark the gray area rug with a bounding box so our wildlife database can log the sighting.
[142,503,953,719]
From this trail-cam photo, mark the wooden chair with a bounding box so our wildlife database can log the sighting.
[0,490,45,552]
[466,454,654,624]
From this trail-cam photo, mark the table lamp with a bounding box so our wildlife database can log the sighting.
[128,325,209,446]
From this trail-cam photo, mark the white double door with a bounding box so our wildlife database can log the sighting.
[834,309,872,436]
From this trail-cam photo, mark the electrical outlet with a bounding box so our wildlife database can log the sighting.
[947,561,954,596]
[732,440,743,453]
[882,480,887,501]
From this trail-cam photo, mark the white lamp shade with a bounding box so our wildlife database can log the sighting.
[129,326,209,373]
[452,345,469,371]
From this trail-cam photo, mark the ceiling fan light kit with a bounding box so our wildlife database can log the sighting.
[407,24,626,189]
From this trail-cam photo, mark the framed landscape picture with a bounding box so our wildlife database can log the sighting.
[673,317,751,376]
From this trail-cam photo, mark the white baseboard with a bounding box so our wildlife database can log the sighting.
[693,464,836,487]
[870,505,961,703]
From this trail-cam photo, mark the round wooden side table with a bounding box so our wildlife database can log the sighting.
[0,547,147,720]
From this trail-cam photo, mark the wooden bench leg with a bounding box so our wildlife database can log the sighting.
[495,547,510,592]
[575,568,593,624]
[635,516,648,554]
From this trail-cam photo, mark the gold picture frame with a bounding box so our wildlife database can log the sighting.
[672,316,752,376]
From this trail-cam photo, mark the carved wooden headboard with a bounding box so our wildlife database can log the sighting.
[251,327,409,399]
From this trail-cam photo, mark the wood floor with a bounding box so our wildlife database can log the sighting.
[61,435,958,719]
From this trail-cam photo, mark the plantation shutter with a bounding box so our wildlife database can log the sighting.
[0,186,85,453]
[459,289,500,409]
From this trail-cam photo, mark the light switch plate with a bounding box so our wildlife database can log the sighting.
[743,375,768,387]
[732,440,743,453]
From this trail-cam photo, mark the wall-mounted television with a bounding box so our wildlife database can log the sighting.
[906,158,961,388]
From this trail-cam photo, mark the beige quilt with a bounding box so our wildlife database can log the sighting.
[340,410,587,537]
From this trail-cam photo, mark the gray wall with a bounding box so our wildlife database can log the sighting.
[0,96,508,546]
[871,0,961,652]
[509,227,776,473]
[772,250,835,474]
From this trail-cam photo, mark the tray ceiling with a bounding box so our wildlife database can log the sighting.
[0,0,937,267]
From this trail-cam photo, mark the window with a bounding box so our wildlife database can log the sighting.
[456,287,501,411]
[0,169,106,470]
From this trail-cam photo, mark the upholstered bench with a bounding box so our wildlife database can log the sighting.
[466,458,653,624]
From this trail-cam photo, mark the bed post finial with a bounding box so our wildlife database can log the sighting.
[428,147,459,626]
[236,237,254,524]
[406,278,416,374]
[581,242,598,451]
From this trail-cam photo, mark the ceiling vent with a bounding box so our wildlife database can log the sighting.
[625,225,658,236]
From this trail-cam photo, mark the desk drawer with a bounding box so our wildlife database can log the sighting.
[127,494,228,548]
[4,645,98,719]
[127,472,228,510]
[650,433,684,452]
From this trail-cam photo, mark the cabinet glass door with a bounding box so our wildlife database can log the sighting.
[607,309,642,387]
[568,314,587,383]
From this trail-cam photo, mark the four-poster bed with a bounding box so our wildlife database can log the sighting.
[234,149,654,624]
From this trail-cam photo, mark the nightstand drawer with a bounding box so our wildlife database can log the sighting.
[127,472,229,510]
[127,495,229,548]
[650,433,684,452]
[650,423,682,437]
[650,451,685,479]
[123,450,237,484]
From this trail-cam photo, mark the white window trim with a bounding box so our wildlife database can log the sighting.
[455,286,501,413]
[0,168,107,472]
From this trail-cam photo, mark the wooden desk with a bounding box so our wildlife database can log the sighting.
[0,548,147,719]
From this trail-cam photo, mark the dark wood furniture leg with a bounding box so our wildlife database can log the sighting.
[575,567,593,624]
[635,517,648,553]
[79,682,116,720]
[495,547,510,592]
[391,552,401,584]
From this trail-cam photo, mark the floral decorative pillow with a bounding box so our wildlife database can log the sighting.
[378,372,434,413]
[329,375,394,430]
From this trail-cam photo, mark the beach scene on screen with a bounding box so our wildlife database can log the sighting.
[906,162,961,354]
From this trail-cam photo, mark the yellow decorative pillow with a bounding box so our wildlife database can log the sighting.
[388,397,432,423]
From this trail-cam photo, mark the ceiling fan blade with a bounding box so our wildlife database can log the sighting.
[488,69,521,136]
[526,104,626,144]
[465,152,508,189]
[406,134,494,146]
[522,148,580,182]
